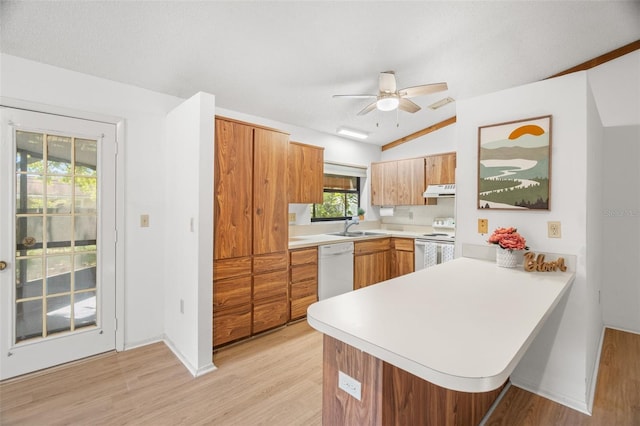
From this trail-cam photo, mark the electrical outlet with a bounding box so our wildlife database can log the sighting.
[338,371,361,401]
[478,218,488,234]
[288,212,296,222]
[548,221,561,238]
[140,214,150,228]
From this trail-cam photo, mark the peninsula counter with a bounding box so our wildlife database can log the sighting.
[307,256,575,425]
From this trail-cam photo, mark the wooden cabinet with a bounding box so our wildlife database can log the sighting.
[371,161,398,206]
[424,152,456,205]
[371,153,455,206]
[289,247,318,320]
[371,158,424,206]
[391,238,414,278]
[354,238,391,289]
[397,158,426,205]
[288,141,324,204]
[213,117,290,348]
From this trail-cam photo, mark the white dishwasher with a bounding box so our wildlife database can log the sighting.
[318,242,354,300]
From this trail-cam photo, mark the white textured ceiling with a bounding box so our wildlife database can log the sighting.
[1,1,639,145]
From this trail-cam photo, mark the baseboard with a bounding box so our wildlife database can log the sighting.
[123,335,164,351]
[163,335,217,378]
[510,378,591,415]
[585,326,606,414]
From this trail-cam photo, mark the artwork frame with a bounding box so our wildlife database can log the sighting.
[478,115,552,210]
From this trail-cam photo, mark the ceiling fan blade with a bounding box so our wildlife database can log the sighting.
[357,101,378,116]
[378,71,396,93]
[398,98,421,113]
[399,82,448,98]
[333,94,377,99]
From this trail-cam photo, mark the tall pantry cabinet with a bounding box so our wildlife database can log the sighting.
[213,117,289,347]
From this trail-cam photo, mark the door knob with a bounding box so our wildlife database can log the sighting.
[0,261,7,271]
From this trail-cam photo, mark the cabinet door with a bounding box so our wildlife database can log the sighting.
[253,296,289,334]
[253,128,289,255]
[213,304,252,347]
[354,250,390,289]
[371,161,398,206]
[214,119,253,260]
[288,142,324,204]
[391,238,415,278]
[425,153,456,185]
[397,158,426,205]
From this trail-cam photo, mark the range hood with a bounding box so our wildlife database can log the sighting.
[423,184,456,198]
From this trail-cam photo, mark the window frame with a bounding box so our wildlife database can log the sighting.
[311,176,361,222]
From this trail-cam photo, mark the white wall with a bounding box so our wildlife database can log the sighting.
[164,92,215,376]
[601,125,640,332]
[455,72,596,412]
[1,54,182,348]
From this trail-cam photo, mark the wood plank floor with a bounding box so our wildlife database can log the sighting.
[487,328,640,425]
[0,324,638,425]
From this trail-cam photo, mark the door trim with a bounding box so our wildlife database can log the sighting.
[1,96,126,352]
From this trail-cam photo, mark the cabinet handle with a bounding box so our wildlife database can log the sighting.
[0,261,7,271]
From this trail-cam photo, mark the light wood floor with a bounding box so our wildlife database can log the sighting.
[0,324,638,425]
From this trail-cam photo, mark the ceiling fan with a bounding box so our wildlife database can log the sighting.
[333,71,448,115]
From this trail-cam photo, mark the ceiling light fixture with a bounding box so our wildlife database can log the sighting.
[376,96,399,112]
[337,127,368,140]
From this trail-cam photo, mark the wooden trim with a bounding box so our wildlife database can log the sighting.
[215,115,290,135]
[289,140,324,150]
[382,116,456,151]
[383,39,640,151]
[545,39,640,79]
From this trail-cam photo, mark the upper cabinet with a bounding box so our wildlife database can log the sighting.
[288,141,324,204]
[424,152,456,205]
[397,158,427,205]
[425,152,456,186]
[371,153,456,206]
[371,157,424,206]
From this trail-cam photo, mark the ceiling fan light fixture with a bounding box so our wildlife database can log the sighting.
[337,127,368,140]
[376,96,399,111]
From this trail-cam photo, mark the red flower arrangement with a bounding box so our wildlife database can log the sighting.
[488,227,529,251]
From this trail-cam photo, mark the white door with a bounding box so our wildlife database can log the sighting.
[0,107,117,379]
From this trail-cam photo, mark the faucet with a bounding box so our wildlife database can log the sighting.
[344,216,360,233]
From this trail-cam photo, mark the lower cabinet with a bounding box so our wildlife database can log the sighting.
[354,238,391,289]
[289,247,318,320]
[213,252,289,348]
[391,238,415,278]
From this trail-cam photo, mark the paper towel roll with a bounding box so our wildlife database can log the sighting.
[379,207,394,217]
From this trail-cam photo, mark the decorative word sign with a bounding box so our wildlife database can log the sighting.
[524,252,567,272]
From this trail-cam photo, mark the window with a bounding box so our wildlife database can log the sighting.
[311,174,360,222]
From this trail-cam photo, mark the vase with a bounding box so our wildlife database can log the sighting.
[496,247,518,268]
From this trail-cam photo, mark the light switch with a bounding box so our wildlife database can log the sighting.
[140,214,150,228]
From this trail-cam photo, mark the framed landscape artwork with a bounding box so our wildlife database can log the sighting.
[478,115,552,210]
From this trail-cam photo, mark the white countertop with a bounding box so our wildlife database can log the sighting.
[288,229,441,249]
[307,257,575,392]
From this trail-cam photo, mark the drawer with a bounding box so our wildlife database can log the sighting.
[213,256,251,281]
[393,237,415,252]
[290,263,317,283]
[290,247,318,266]
[254,251,288,274]
[290,278,317,299]
[213,275,251,309]
[253,295,288,334]
[354,238,391,254]
[254,269,288,300]
[213,303,251,347]
[290,294,317,320]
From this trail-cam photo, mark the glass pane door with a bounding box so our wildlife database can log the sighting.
[15,131,99,342]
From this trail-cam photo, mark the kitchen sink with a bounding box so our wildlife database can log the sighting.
[327,231,386,237]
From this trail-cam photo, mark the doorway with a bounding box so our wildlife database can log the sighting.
[1,107,118,379]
